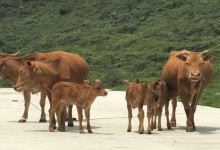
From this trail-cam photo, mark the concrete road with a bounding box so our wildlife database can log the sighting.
[0,88,220,150]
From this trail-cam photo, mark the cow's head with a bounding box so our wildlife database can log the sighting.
[0,55,22,84]
[90,79,108,96]
[176,50,212,81]
[14,60,42,92]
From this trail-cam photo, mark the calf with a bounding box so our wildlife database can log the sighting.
[124,79,158,134]
[49,80,107,133]
[151,79,171,131]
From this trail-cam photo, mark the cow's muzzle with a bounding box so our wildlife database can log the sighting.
[14,79,30,92]
[189,72,201,81]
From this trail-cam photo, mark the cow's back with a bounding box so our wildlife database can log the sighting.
[24,51,89,84]
[162,51,183,96]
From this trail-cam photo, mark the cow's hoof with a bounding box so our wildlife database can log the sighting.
[18,119,26,123]
[65,118,77,121]
[58,128,65,132]
[167,123,172,130]
[80,131,85,134]
[186,127,194,132]
[49,128,54,132]
[39,119,47,122]
[171,122,176,127]
[139,130,144,134]
[147,130,152,134]
[127,129,131,132]
[88,130,93,133]
[158,127,163,131]
[68,123,74,127]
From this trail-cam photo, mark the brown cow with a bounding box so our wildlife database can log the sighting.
[162,50,213,132]
[0,51,47,122]
[14,51,89,126]
[124,79,158,134]
[150,79,171,131]
[49,80,107,133]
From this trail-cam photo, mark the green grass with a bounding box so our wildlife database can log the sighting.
[0,0,219,107]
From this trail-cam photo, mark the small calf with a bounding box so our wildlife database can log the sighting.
[49,80,108,133]
[124,79,158,134]
[151,79,171,131]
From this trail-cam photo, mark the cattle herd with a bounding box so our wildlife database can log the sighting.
[0,49,213,134]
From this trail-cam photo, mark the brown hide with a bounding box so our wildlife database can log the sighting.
[150,79,170,131]
[0,52,47,122]
[162,50,213,132]
[14,51,89,92]
[49,80,107,133]
[124,80,158,134]
[14,51,89,127]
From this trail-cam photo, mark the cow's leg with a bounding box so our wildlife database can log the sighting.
[146,105,152,134]
[151,105,157,130]
[77,106,84,134]
[39,90,47,122]
[61,108,67,129]
[179,91,193,132]
[171,98,177,127]
[191,91,202,131]
[85,107,93,133]
[56,103,66,132]
[19,90,31,122]
[67,105,74,127]
[49,105,58,132]
[127,103,132,132]
[138,106,144,134]
[157,102,164,131]
[165,101,171,129]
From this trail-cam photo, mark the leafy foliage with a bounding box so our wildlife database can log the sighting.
[0,0,219,107]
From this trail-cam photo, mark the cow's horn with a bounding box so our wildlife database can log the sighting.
[201,50,209,55]
[0,50,20,57]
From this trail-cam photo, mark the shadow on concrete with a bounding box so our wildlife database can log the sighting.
[196,126,220,134]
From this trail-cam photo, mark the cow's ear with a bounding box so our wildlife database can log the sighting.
[203,55,212,61]
[176,53,188,61]
[84,80,90,85]
[123,80,129,85]
[142,83,148,89]
[26,61,33,67]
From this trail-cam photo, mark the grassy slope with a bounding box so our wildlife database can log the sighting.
[0,0,219,107]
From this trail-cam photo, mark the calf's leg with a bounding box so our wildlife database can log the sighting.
[138,107,144,134]
[39,90,47,122]
[127,103,132,132]
[77,106,84,134]
[85,108,92,133]
[56,103,66,132]
[67,105,74,127]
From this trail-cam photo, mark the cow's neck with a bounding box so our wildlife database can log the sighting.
[78,87,97,109]
[33,62,59,89]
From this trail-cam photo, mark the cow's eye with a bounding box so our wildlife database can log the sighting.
[19,70,23,74]
[186,62,190,66]
[96,87,101,90]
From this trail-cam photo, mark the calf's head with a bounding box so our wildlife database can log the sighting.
[124,79,148,101]
[176,50,212,81]
[89,79,108,96]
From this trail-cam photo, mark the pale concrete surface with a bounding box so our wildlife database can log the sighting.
[0,88,220,150]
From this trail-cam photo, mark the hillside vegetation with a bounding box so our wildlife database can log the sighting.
[0,0,219,107]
